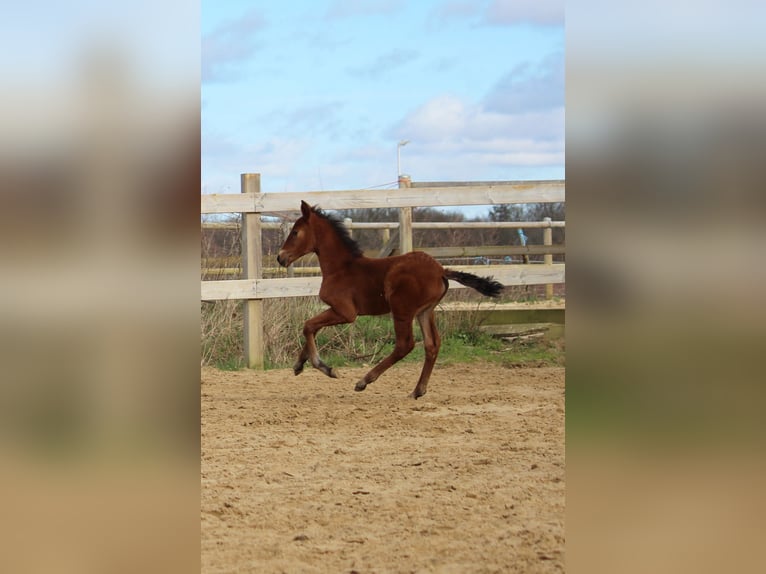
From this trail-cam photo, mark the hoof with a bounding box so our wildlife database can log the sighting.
[318,363,338,379]
[293,362,305,376]
[354,380,367,392]
[410,389,426,400]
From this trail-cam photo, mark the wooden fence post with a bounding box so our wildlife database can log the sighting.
[398,175,413,253]
[241,173,264,369]
[543,217,553,300]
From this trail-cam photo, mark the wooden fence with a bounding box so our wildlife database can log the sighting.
[201,173,565,368]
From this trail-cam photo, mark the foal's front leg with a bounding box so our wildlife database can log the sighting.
[294,307,355,378]
[354,315,415,392]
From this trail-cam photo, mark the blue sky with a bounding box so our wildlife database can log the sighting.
[202,0,564,201]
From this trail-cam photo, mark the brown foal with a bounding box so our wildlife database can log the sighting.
[277,201,503,398]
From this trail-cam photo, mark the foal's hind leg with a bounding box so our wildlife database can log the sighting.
[354,316,415,392]
[295,307,354,378]
[411,305,441,399]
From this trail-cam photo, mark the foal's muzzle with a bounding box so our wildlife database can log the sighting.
[277,252,289,267]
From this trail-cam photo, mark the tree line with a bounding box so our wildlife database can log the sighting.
[201,203,565,261]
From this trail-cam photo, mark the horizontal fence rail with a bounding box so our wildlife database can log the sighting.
[202,220,565,229]
[201,264,566,301]
[201,180,565,215]
[201,174,565,368]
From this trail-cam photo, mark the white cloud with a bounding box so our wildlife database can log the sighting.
[392,84,564,173]
[397,93,563,145]
[399,95,470,140]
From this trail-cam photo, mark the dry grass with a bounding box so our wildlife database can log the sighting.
[201,299,243,368]
[200,288,509,370]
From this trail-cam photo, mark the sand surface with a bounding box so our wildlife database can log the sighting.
[202,362,564,573]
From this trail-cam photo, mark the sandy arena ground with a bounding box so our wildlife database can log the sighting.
[201,362,565,573]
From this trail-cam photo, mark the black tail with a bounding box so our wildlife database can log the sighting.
[445,269,504,298]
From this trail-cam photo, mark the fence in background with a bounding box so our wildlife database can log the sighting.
[201,174,565,368]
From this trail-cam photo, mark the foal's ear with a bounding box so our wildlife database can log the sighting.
[300,200,312,219]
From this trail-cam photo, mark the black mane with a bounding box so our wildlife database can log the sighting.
[311,205,364,258]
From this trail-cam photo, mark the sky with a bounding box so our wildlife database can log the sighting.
[202,0,564,206]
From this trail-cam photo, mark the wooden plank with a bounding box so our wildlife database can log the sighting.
[257,184,564,211]
[201,181,565,214]
[411,180,562,188]
[447,264,565,288]
[260,271,318,278]
[480,324,551,336]
[377,230,399,257]
[241,178,262,280]
[201,193,255,214]
[201,278,322,300]
[201,221,241,229]
[480,323,565,340]
[399,207,413,253]
[440,301,565,311]
[201,279,256,300]
[440,303,566,327]
[241,173,264,369]
[256,277,323,298]
[543,217,553,299]
[398,176,413,253]
[412,221,565,229]
[202,220,564,230]
[346,222,399,229]
[200,264,565,301]
[425,245,565,258]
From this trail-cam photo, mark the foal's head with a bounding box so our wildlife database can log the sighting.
[277,201,316,267]
[278,201,363,267]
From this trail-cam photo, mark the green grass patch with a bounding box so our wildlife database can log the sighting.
[214,356,246,371]
[314,323,563,370]
[500,335,566,368]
